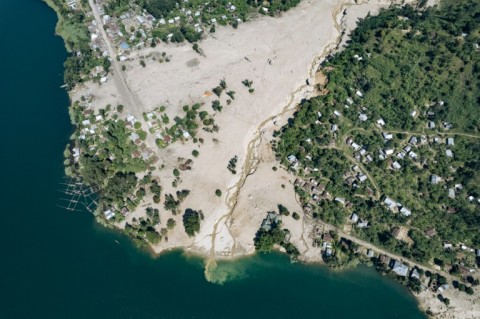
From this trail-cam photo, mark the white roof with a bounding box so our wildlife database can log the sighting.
[392,161,402,170]
[400,207,411,216]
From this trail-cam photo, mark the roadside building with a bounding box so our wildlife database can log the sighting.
[391,260,409,277]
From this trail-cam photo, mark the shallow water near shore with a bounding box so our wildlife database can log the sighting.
[0,0,426,318]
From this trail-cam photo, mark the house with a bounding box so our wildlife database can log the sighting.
[437,284,449,293]
[130,132,140,142]
[119,42,130,50]
[136,15,146,24]
[425,228,437,237]
[346,97,354,105]
[322,233,333,243]
[446,149,453,157]
[392,161,402,170]
[384,197,397,210]
[287,155,297,163]
[448,188,455,198]
[351,142,361,151]
[408,136,418,145]
[359,148,367,156]
[411,268,420,280]
[410,110,417,117]
[357,173,367,183]
[377,118,385,126]
[428,121,436,129]
[345,176,356,186]
[120,206,129,216]
[447,138,454,146]
[365,154,373,163]
[430,175,440,184]
[333,110,342,117]
[356,90,363,97]
[331,124,338,132]
[382,132,393,140]
[335,197,346,205]
[357,219,369,228]
[359,113,368,122]
[67,0,77,9]
[443,243,453,250]
[325,247,333,257]
[366,249,375,258]
[391,260,409,277]
[397,152,406,159]
[294,179,304,187]
[103,209,115,220]
[385,148,394,156]
[350,213,359,223]
[378,254,390,264]
[261,212,279,231]
[400,206,411,217]
[408,151,418,159]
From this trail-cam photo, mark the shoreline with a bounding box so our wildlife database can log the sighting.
[45,0,478,317]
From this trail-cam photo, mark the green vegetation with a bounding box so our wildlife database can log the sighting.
[215,189,222,197]
[275,0,480,269]
[164,193,180,213]
[167,218,176,229]
[143,0,301,45]
[211,100,222,112]
[44,0,103,89]
[253,217,299,260]
[227,156,238,174]
[182,208,202,237]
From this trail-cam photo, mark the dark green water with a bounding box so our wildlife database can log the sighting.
[0,1,426,318]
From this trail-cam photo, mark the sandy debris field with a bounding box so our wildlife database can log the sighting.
[72,0,414,258]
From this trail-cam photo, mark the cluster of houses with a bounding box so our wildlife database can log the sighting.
[345,137,374,164]
[382,196,412,216]
[294,178,330,206]
[349,213,369,228]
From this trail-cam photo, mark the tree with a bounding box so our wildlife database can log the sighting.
[146,230,161,244]
[212,100,222,112]
[183,209,201,237]
[143,0,176,18]
[215,189,222,197]
[173,168,180,177]
[167,218,176,229]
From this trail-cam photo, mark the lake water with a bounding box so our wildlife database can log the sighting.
[0,1,426,318]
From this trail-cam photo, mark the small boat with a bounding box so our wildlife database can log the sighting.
[114,240,120,245]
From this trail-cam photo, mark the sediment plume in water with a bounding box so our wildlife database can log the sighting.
[204,259,249,285]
